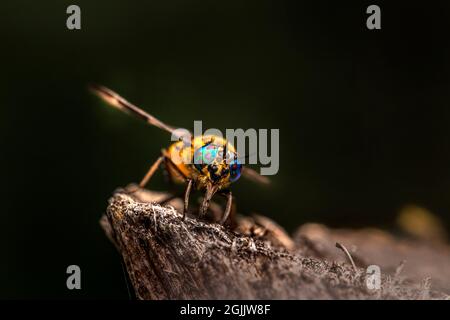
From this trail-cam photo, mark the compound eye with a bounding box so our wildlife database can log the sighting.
[193,144,219,172]
[229,157,242,183]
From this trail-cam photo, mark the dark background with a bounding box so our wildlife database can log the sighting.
[0,1,449,298]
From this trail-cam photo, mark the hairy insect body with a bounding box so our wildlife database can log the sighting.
[90,85,266,225]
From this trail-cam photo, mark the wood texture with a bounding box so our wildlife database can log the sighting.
[101,185,450,300]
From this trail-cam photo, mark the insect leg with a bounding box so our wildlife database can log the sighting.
[160,156,181,202]
[161,151,195,220]
[220,190,233,225]
[139,155,165,188]
[183,179,193,220]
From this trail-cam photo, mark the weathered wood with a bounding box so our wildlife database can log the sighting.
[101,185,449,300]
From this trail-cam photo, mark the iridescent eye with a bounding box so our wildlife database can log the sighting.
[229,157,242,182]
[193,144,219,171]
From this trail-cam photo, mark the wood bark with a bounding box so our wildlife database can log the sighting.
[101,185,450,300]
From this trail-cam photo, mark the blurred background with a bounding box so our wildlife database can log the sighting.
[0,0,449,298]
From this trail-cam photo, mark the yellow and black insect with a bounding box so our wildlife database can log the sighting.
[90,85,269,224]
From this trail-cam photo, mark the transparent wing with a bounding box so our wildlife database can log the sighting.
[90,84,178,135]
[242,167,271,185]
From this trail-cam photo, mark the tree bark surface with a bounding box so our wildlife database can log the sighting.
[101,185,450,300]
